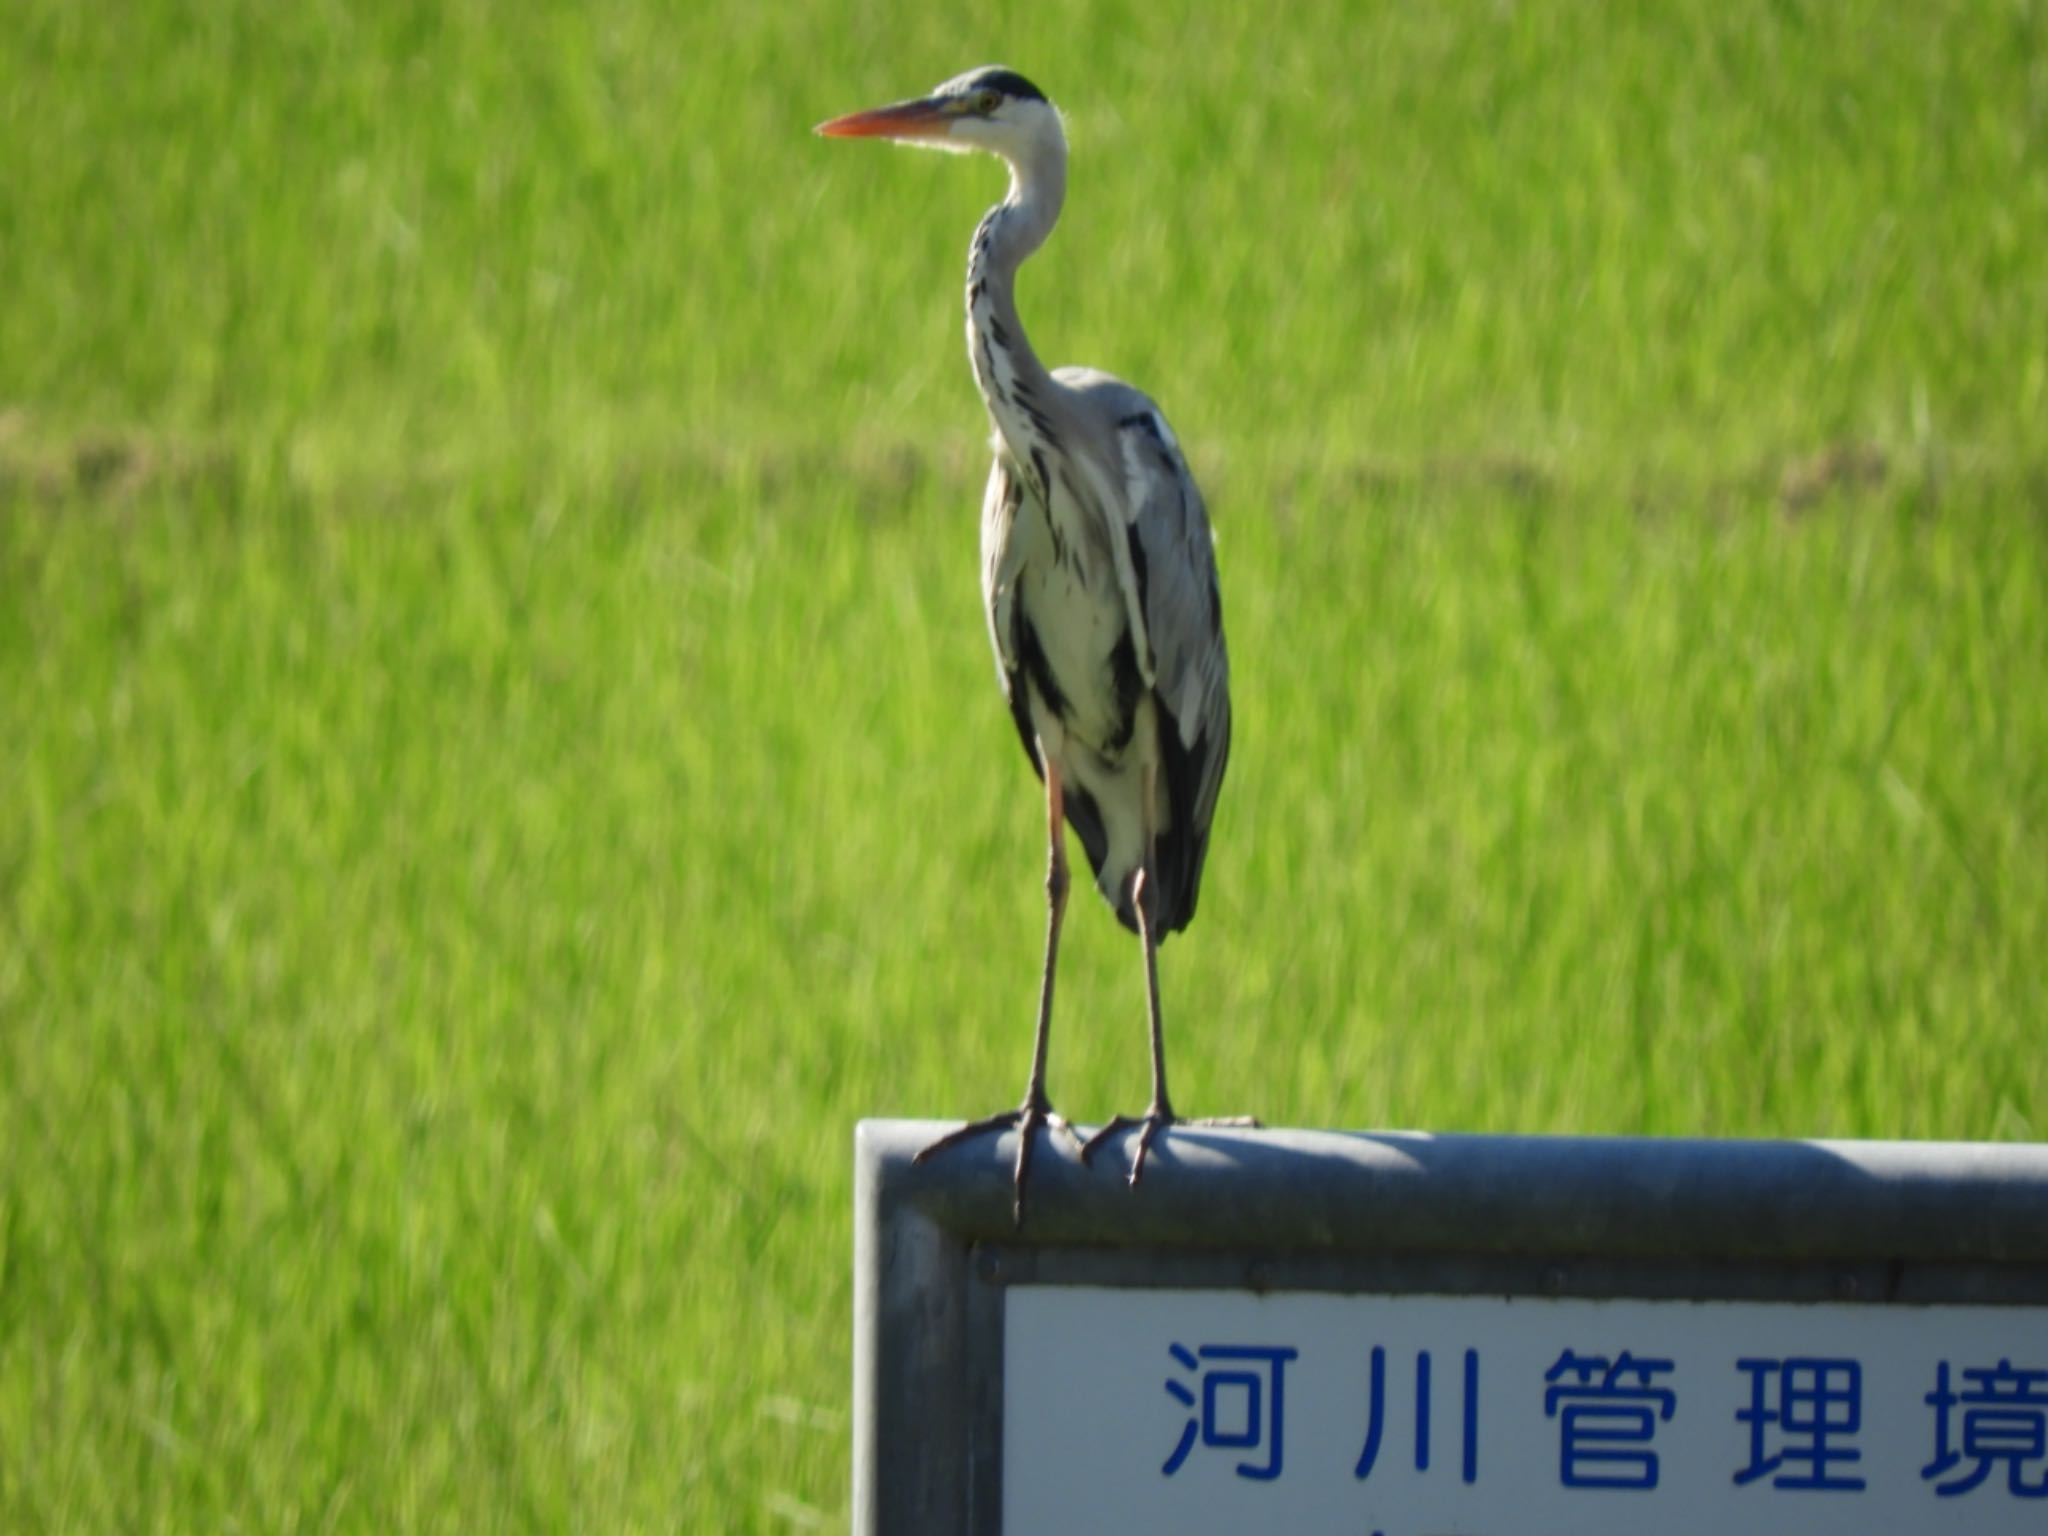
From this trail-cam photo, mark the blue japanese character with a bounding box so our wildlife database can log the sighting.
[1732,1357,1866,1490]
[1543,1349,1676,1490]
[1355,1346,1479,1484]
[1923,1359,2048,1498]
[1161,1342,1298,1481]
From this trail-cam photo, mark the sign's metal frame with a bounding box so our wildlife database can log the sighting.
[852,1118,2048,1533]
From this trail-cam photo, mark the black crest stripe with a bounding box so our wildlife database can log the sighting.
[969,67,1048,103]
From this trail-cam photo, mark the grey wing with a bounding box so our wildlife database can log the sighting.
[981,449,1117,884]
[1115,408,1231,933]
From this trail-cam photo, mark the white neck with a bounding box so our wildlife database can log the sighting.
[964,134,1068,465]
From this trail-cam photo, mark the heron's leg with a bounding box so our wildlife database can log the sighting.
[1082,770,1255,1185]
[1078,867,1171,1179]
[1081,868,1256,1182]
[1138,867,1173,1116]
[1023,752,1071,1121]
[914,747,1083,1226]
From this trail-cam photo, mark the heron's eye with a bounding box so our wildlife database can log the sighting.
[975,89,1002,114]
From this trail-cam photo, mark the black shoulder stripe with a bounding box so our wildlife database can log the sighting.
[1016,609,1070,724]
[1104,631,1143,755]
[1125,521,1150,616]
[1059,786,1125,932]
[1001,660,1042,782]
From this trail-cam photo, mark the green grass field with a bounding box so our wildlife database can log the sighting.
[4,1,2045,1528]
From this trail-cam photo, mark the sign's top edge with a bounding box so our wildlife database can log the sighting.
[854,1119,2048,1264]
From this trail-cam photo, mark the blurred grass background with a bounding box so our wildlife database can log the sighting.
[3,0,2045,1529]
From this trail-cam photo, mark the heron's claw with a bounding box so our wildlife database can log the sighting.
[915,1096,1084,1227]
[1080,1107,1260,1186]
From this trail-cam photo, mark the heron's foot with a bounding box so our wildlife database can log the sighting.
[914,1096,1086,1227]
[1080,1106,1261,1186]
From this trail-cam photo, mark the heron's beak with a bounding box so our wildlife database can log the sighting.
[814,96,954,143]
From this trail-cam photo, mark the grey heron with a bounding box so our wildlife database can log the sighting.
[818,67,1249,1223]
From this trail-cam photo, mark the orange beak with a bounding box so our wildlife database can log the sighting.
[814,96,954,142]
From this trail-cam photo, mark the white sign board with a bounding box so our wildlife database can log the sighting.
[851,1124,2048,1534]
[1005,1286,2048,1534]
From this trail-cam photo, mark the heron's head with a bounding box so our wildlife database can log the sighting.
[815,67,1063,168]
